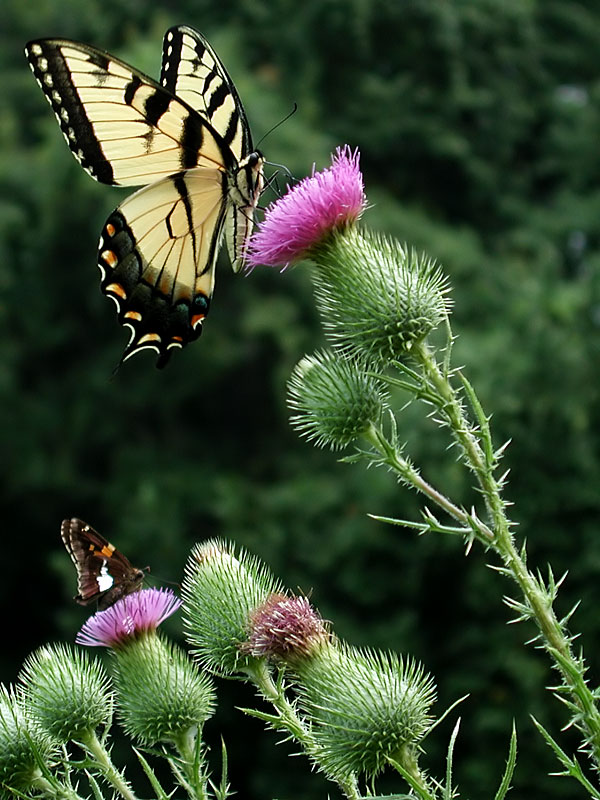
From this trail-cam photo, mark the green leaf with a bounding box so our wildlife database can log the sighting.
[493,723,517,800]
[132,747,170,800]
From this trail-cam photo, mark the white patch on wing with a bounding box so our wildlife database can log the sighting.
[97,561,114,591]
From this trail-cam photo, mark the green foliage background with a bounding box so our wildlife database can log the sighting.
[2,0,600,797]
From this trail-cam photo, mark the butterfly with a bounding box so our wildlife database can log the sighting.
[25,26,264,367]
[61,518,147,610]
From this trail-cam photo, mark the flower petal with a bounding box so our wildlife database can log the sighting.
[247,145,366,268]
[76,588,181,648]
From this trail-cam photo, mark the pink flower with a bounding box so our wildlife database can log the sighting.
[243,593,330,661]
[76,588,181,648]
[247,145,366,268]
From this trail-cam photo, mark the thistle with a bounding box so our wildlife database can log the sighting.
[249,146,450,365]
[0,685,57,797]
[76,588,214,746]
[287,349,387,450]
[20,643,112,743]
[182,539,283,676]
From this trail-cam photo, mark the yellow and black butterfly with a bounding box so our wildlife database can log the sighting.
[25,26,264,367]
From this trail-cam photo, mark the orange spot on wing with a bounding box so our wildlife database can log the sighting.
[101,250,118,268]
[191,314,205,329]
[124,311,142,322]
[138,333,161,344]
[105,223,116,237]
[106,282,127,299]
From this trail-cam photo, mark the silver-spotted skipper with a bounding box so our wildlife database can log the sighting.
[61,518,147,610]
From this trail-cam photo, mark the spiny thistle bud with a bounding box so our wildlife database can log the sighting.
[0,685,57,795]
[182,540,284,676]
[294,644,436,781]
[287,349,386,449]
[113,635,215,745]
[243,594,330,663]
[20,644,112,743]
[313,230,451,365]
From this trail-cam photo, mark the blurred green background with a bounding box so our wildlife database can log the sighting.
[3,0,600,797]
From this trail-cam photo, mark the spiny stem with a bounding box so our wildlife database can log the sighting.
[246,661,362,800]
[79,730,138,800]
[172,726,208,800]
[409,340,600,769]
[364,422,494,544]
[32,774,85,800]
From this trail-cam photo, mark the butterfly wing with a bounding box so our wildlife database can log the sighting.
[25,38,234,187]
[26,32,262,364]
[160,25,252,160]
[61,518,145,609]
[98,167,228,365]
[160,26,263,272]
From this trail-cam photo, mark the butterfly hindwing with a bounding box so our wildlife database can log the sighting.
[26,29,265,366]
[98,168,228,364]
[61,518,146,610]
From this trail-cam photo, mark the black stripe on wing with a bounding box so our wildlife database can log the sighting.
[25,38,236,187]
[159,25,252,160]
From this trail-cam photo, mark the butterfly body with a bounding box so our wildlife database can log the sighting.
[61,518,146,610]
[26,26,264,367]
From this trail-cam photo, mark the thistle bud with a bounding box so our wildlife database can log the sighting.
[295,644,436,780]
[20,643,112,743]
[313,231,451,365]
[182,540,283,676]
[287,349,386,449]
[113,635,215,745]
[0,685,56,795]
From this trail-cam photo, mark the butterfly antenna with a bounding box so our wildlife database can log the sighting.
[255,103,298,151]
[147,572,181,590]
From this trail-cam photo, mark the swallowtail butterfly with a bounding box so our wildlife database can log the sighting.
[61,518,147,609]
[26,27,264,367]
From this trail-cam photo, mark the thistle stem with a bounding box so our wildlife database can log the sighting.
[33,774,84,800]
[79,731,139,800]
[364,423,494,544]
[246,661,362,800]
[408,340,600,768]
[172,726,208,800]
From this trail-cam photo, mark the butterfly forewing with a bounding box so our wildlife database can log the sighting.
[25,39,233,186]
[61,518,145,610]
[160,26,251,161]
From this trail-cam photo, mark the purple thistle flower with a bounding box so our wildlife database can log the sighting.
[244,593,330,661]
[76,588,181,648]
[247,145,366,268]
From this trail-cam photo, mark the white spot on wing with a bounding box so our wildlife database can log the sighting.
[97,562,114,591]
[31,44,42,56]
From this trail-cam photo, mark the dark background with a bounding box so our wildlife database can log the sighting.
[3,1,600,797]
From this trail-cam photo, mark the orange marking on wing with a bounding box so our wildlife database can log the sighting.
[101,250,118,268]
[105,222,116,237]
[124,311,142,322]
[171,335,184,342]
[100,544,115,558]
[191,314,205,329]
[138,333,161,344]
[106,282,127,299]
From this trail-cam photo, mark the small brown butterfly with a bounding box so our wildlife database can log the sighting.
[61,518,147,610]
